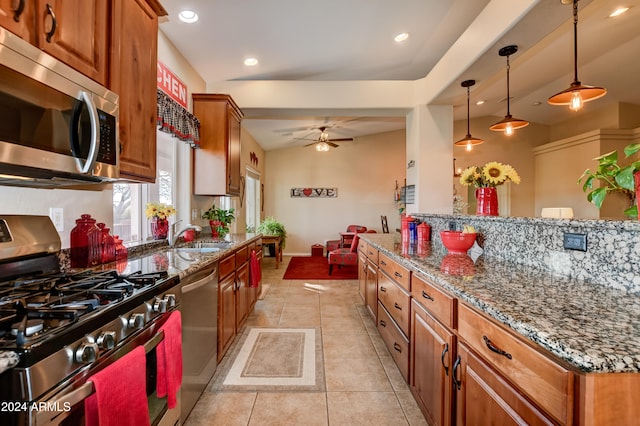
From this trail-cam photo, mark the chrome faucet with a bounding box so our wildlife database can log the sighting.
[169,220,202,246]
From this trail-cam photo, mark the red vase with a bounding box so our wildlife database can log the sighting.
[635,171,640,220]
[150,217,169,240]
[475,187,499,216]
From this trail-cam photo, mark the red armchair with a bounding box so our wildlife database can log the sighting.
[328,233,361,275]
[326,225,367,254]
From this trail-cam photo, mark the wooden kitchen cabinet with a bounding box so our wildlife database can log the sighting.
[218,254,237,362]
[377,301,409,382]
[235,246,250,329]
[0,0,35,43]
[0,0,109,85]
[358,248,367,302]
[365,259,378,321]
[456,303,574,425]
[111,0,165,182]
[411,299,455,426]
[193,94,244,196]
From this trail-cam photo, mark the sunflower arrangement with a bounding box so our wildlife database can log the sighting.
[459,161,521,188]
[145,202,176,219]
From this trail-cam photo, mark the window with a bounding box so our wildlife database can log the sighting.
[113,132,177,242]
[245,168,261,232]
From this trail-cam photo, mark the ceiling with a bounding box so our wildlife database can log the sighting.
[159,0,640,151]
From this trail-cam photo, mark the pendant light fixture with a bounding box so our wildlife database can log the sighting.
[548,0,606,111]
[490,45,529,136]
[455,80,484,152]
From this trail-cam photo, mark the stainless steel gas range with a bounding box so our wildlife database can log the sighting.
[0,215,181,425]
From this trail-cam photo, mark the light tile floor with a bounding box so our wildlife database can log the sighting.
[184,256,428,426]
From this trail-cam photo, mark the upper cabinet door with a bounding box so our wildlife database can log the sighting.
[0,0,36,43]
[36,0,109,85]
[110,0,161,183]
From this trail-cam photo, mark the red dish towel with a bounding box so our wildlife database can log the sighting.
[84,345,149,426]
[249,249,261,288]
[156,311,182,409]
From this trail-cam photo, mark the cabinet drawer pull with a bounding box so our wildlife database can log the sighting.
[394,302,402,311]
[483,336,513,360]
[452,355,461,390]
[393,342,402,353]
[13,0,25,22]
[379,286,387,292]
[421,291,434,301]
[394,271,403,278]
[380,260,387,266]
[45,3,57,43]
[379,320,386,327]
[441,343,449,375]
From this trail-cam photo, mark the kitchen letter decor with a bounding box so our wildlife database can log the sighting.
[290,188,338,198]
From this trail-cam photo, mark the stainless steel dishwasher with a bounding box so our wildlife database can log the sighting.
[180,261,219,422]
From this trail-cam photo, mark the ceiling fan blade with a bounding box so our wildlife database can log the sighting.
[303,142,318,147]
[327,142,339,147]
[327,138,353,142]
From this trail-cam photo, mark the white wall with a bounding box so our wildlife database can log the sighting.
[264,129,405,255]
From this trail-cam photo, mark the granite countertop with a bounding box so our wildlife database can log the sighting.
[360,233,640,374]
[122,233,262,279]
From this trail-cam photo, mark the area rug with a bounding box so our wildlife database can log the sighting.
[210,327,325,392]
[282,256,358,280]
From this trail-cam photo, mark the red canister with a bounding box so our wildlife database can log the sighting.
[70,214,99,268]
[417,222,431,242]
[401,215,415,243]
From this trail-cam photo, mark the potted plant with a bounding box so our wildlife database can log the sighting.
[578,143,640,219]
[256,216,287,251]
[201,204,235,238]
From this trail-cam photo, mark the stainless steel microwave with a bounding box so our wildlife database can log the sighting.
[0,28,119,188]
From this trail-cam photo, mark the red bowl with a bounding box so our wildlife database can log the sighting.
[439,231,476,254]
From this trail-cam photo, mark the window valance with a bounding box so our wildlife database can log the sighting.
[156,89,200,147]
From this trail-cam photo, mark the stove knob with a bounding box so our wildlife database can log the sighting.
[75,342,99,364]
[128,313,145,329]
[153,297,168,313]
[163,294,176,308]
[97,331,116,350]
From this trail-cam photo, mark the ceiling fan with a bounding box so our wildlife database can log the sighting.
[298,127,353,150]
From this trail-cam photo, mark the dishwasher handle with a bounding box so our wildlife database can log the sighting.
[181,267,218,294]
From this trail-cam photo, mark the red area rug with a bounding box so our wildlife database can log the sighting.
[282,256,358,280]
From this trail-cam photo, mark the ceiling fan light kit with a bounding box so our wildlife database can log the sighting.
[548,0,606,111]
[302,126,353,151]
[455,79,484,151]
[490,45,529,135]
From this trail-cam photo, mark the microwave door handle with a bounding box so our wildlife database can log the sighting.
[71,91,100,174]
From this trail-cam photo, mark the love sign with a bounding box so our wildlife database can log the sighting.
[290,187,338,198]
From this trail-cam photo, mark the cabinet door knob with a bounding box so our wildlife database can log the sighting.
[452,355,462,390]
[422,291,434,301]
[13,0,25,22]
[44,4,57,43]
[483,336,513,360]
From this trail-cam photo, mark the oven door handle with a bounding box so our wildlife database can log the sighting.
[35,330,164,425]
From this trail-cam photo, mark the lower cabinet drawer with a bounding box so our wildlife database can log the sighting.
[219,254,236,279]
[458,303,573,425]
[377,301,409,383]
[378,271,410,337]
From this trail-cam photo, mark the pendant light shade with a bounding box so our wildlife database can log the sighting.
[490,45,529,135]
[548,0,606,111]
[455,80,484,151]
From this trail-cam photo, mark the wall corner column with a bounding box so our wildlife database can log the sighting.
[406,105,453,214]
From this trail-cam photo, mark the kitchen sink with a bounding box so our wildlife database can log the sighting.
[190,241,234,249]
[172,247,221,253]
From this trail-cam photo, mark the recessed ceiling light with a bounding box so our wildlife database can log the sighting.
[179,10,198,23]
[244,57,258,66]
[609,7,629,17]
[475,100,485,106]
[532,101,542,106]
[394,32,409,43]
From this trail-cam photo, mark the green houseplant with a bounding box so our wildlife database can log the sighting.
[578,143,640,218]
[201,204,235,238]
[256,216,287,250]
